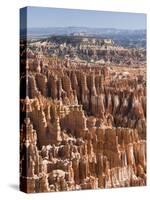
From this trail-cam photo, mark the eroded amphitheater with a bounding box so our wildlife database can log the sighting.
[20,37,146,193]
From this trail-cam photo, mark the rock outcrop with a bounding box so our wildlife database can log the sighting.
[20,42,146,193]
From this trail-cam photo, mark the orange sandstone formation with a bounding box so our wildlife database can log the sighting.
[20,43,146,193]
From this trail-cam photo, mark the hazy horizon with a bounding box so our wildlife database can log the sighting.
[21,6,146,30]
[27,26,146,31]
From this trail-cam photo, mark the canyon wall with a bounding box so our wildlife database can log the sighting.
[20,47,146,193]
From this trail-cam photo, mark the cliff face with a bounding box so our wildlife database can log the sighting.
[29,36,146,65]
[20,48,146,192]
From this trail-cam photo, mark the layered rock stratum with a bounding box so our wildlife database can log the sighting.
[20,38,146,193]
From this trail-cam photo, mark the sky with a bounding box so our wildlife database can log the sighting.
[24,6,146,30]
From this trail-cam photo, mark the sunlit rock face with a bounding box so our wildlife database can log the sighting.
[20,41,146,193]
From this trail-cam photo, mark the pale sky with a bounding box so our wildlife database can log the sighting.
[21,6,146,30]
